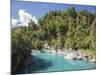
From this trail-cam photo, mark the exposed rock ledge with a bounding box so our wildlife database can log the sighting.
[64,51,96,63]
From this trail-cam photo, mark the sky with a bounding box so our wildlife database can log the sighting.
[11,0,96,27]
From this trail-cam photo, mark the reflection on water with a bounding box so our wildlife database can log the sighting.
[16,55,53,74]
[16,52,96,74]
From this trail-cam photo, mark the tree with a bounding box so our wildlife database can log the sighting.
[11,26,32,73]
[66,7,77,18]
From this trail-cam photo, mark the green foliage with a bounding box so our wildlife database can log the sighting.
[38,6,96,51]
[66,7,77,18]
[32,39,43,50]
[11,26,32,73]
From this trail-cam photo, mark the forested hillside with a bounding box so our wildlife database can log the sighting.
[38,7,96,50]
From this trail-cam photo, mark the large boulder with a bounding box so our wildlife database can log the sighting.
[91,58,96,63]
[64,52,78,60]
[77,55,83,60]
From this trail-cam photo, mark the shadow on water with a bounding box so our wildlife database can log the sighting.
[16,55,53,74]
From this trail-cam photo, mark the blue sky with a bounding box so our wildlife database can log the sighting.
[11,0,96,28]
[12,0,96,19]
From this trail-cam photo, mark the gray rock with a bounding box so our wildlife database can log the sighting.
[77,56,83,60]
[91,59,96,63]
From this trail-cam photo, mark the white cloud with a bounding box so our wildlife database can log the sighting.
[11,9,38,28]
[11,19,19,28]
[18,9,38,27]
[11,19,19,26]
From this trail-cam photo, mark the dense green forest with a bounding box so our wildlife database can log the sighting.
[11,7,96,73]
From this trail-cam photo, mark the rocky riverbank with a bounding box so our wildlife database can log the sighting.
[32,48,96,64]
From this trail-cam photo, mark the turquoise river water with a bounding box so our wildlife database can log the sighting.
[16,52,96,74]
